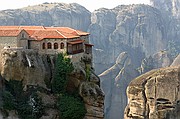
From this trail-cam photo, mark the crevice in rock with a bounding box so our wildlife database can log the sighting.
[142,79,148,118]
[157,98,170,102]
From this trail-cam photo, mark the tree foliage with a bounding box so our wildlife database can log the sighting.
[52,53,86,119]
[2,80,44,119]
[85,64,91,81]
[57,94,86,119]
[52,53,74,93]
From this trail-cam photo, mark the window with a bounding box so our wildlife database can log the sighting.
[54,43,58,49]
[60,42,64,49]
[47,42,52,49]
[42,43,46,49]
[22,33,25,38]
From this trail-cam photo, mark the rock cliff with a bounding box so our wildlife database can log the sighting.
[0,2,180,119]
[140,51,173,74]
[171,54,180,66]
[0,48,104,119]
[99,52,139,119]
[150,0,180,17]
[0,49,51,89]
[0,2,91,31]
[89,5,166,74]
[124,66,180,119]
[89,4,171,119]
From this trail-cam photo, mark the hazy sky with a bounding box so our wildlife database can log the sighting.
[0,0,150,11]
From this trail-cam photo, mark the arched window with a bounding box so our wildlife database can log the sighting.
[47,42,52,49]
[42,43,46,49]
[60,42,64,49]
[54,43,58,49]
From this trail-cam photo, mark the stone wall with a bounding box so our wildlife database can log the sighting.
[0,37,17,49]
[17,30,29,49]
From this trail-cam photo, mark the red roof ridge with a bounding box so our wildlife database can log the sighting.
[0,26,89,40]
[56,30,67,38]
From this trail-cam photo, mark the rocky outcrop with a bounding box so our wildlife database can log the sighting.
[99,52,139,119]
[67,61,104,119]
[89,4,168,118]
[80,82,104,119]
[124,66,180,119]
[171,54,180,66]
[0,48,104,119]
[150,0,180,17]
[0,48,51,89]
[140,51,173,74]
[89,5,165,74]
[0,2,91,31]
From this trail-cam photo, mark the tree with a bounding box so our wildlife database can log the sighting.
[52,53,74,93]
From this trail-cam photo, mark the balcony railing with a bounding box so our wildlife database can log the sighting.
[67,49,84,55]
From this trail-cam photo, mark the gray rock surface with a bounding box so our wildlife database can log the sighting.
[171,54,180,66]
[99,52,139,119]
[0,2,91,31]
[150,0,180,17]
[89,5,166,74]
[140,51,173,74]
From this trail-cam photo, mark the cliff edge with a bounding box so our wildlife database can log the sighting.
[0,48,104,119]
[124,66,180,119]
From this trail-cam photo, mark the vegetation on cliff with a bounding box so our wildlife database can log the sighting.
[3,80,44,119]
[2,53,86,119]
[53,53,86,119]
[52,53,74,94]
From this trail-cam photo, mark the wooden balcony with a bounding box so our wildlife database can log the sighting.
[67,49,84,55]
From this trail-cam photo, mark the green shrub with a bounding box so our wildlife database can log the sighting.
[3,80,44,119]
[2,91,15,110]
[57,94,86,119]
[17,92,44,119]
[85,64,91,81]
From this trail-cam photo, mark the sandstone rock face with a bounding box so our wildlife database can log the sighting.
[71,60,104,119]
[124,67,180,119]
[0,48,104,119]
[79,82,104,119]
[0,49,51,89]
[171,54,180,66]
[99,52,139,119]
[0,2,91,31]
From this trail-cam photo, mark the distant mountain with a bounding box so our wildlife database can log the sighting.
[151,0,180,17]
[0,2,91,31]
[88,2,180,119]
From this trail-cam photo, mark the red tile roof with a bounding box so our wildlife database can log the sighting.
[0,29,21,36]
[46,27,89,36]
[68,39,85,45]
[30,30,65,40]
[0,26,89,40]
